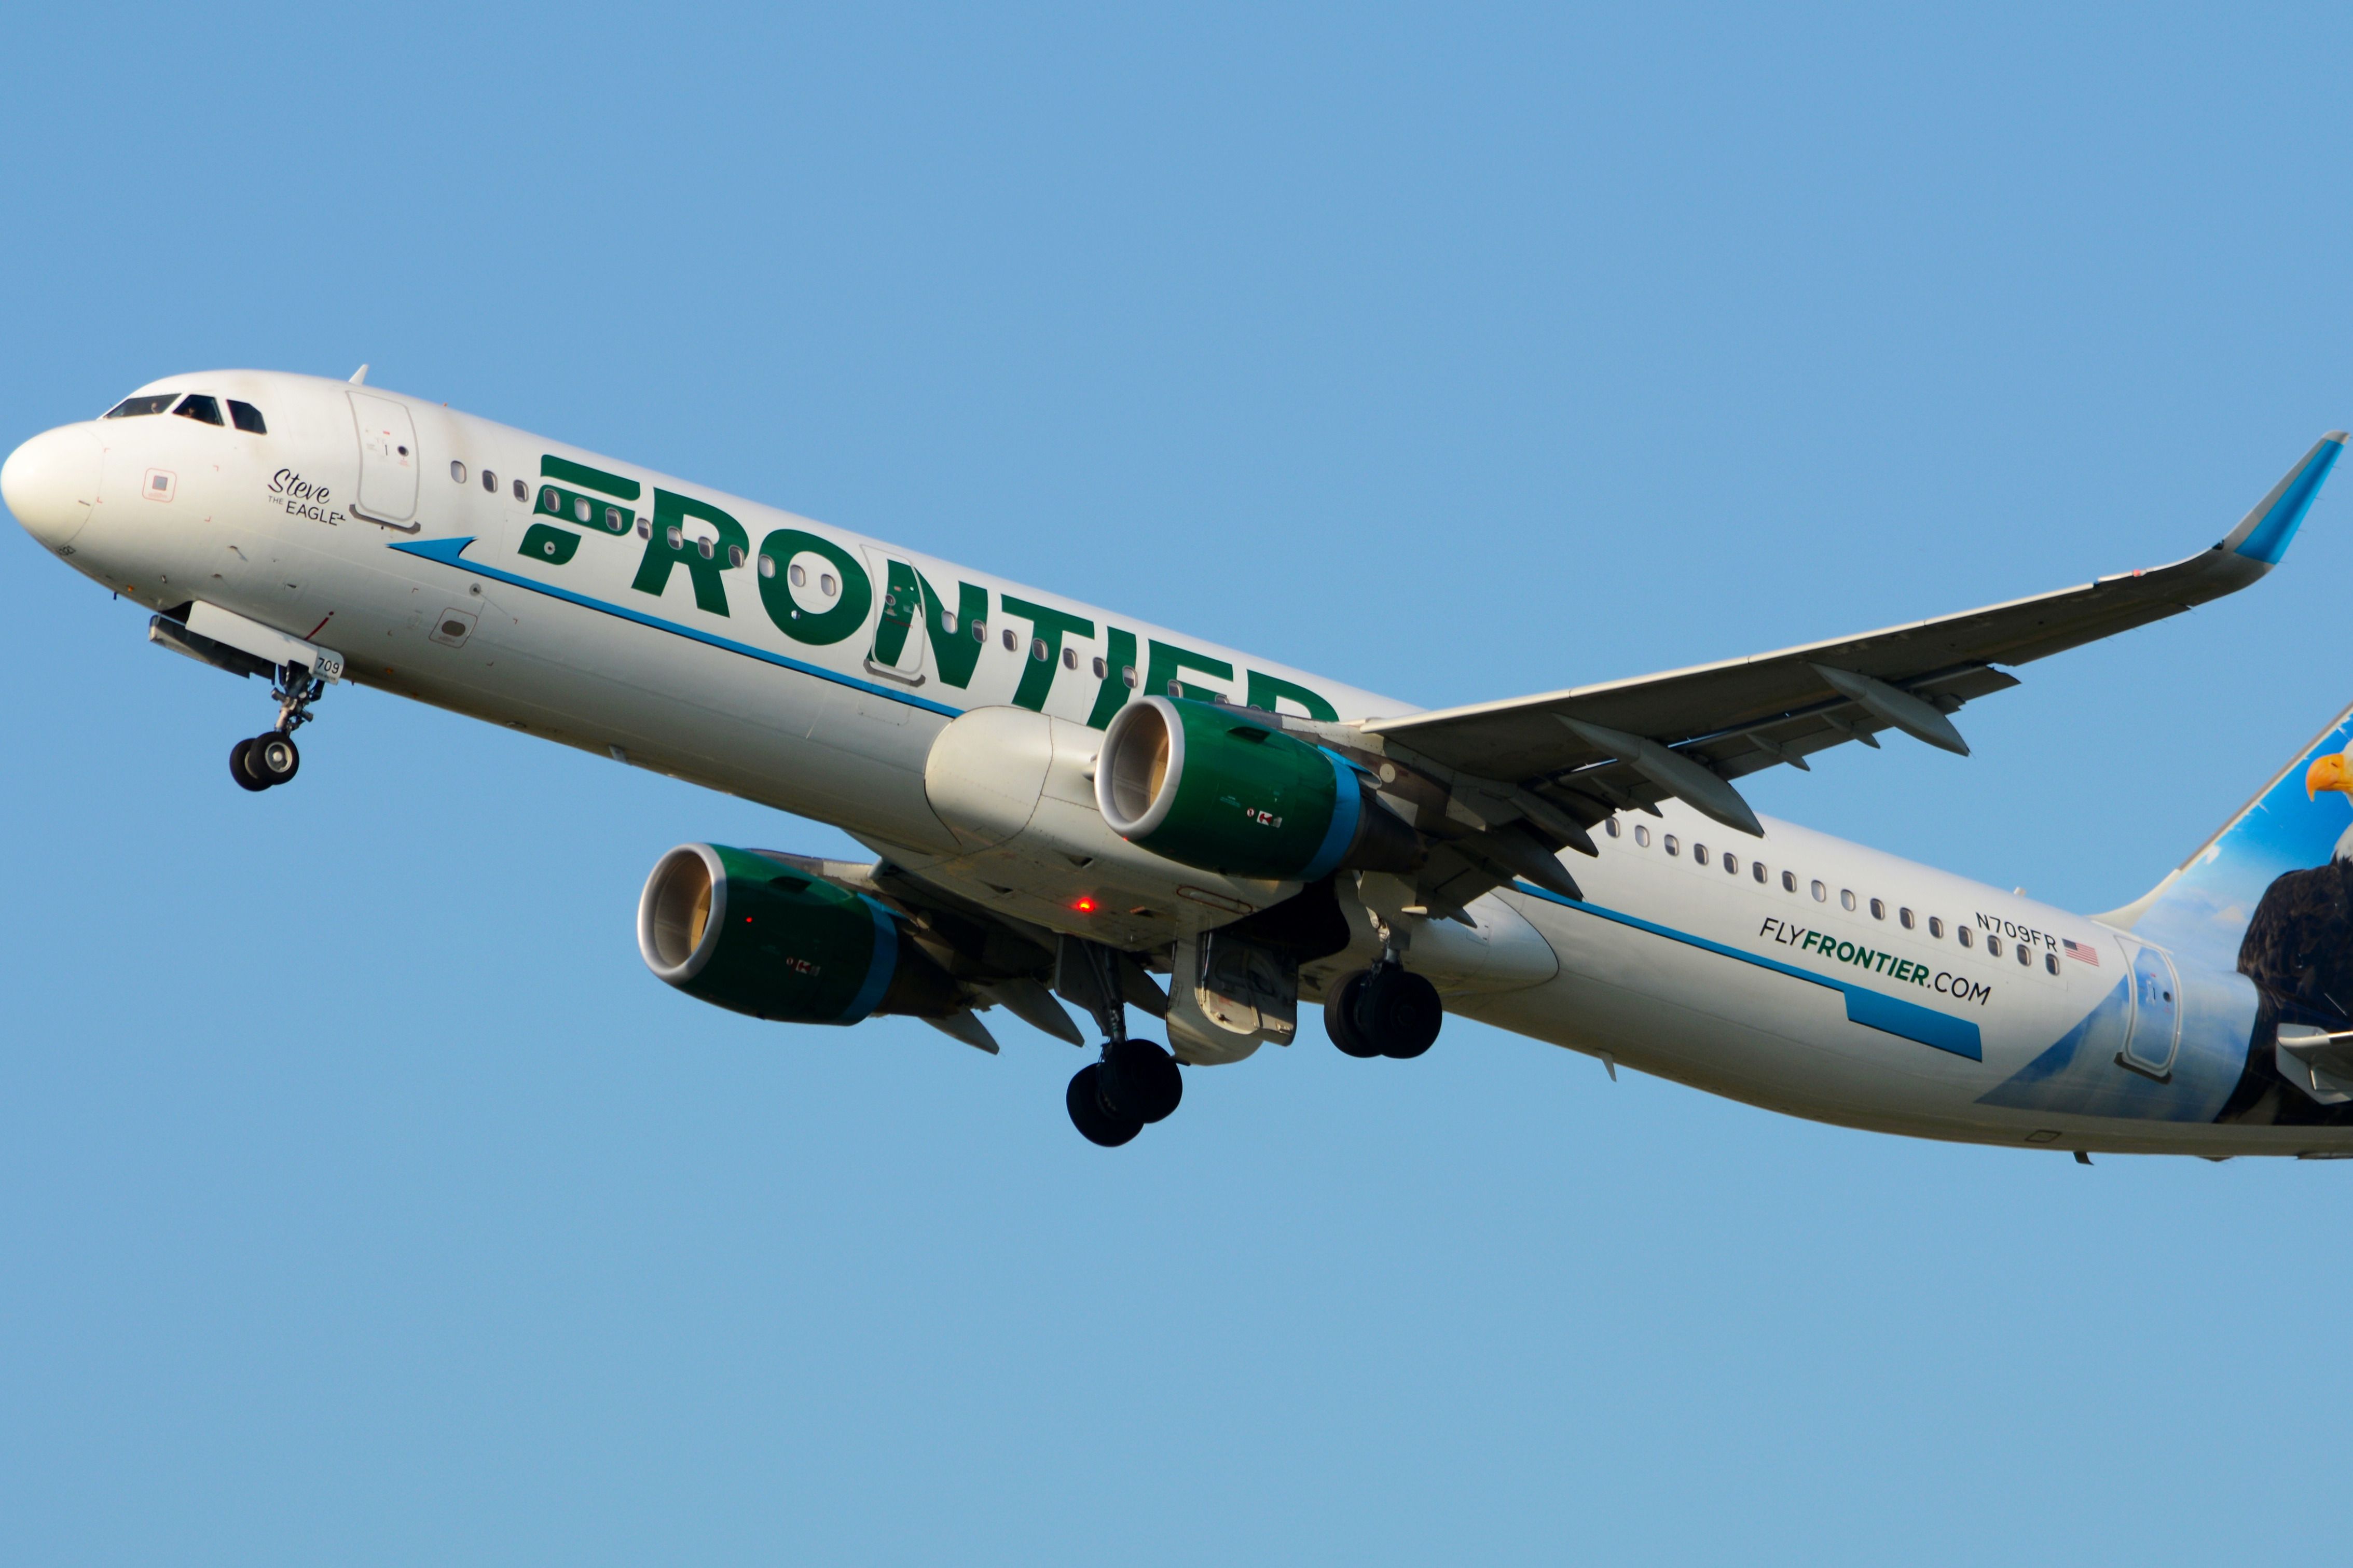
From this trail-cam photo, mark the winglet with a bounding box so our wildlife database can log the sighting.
[2219,431,2346,566]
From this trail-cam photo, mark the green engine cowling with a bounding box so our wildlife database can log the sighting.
[1094,696,1416,880]
[637,843,959,1023]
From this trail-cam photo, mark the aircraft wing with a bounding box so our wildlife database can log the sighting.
[1362,432,2346,843]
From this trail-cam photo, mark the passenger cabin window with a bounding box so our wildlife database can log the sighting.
[1899,907,1915,929]
[1664,835,1680,856]
[1723,853,1740,875]
[1811,880,1827,901]
[1635,825,1652,848]
[1958,927,1974,948]
[513,478,529,502]
[227,400,267,433]
[481,469,497,492]
[1062,646,1078,670]
[104,394,177,418]
[1693,844,1708,865]
[450,461,467,483]
[172,394,224,426]
[1840,889,1857,911]
[1753,861,1767,883]
[1988,935,2004,958]
[2045,952,2059,975]
[1869,898,1886,920]
[2017,942,2031,966]
[1604,817,1621,838]
[1929,917,1945,938]
[1782,871,1797,893]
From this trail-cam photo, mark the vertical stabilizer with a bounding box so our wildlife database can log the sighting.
[2108,705,2353,1017]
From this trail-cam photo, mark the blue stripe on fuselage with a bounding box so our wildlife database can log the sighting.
[1508,881,1985,1060]
[389,534,964,717]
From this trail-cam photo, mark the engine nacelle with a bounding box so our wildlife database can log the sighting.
[1095,697,1416,881]
[637,843,958,1023]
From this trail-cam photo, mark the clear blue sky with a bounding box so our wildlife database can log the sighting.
[5,4,2351,1562]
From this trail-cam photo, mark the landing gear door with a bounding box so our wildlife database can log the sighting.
[2118,941,2181,1080]
[860,545,928,686]
[348,392,419,529]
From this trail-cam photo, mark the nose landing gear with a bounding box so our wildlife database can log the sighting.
[228,662,325,793]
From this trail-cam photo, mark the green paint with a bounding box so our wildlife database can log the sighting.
[539,483,634,535]
[540,454,642,501]
[756,529,872,647]
[1001,594,1095,712]
[870,559,987,687]
[1245,670,1339,721]
[633,488,749,616]
[1129,699,1340,879]
[678,844,888,1023]
[1146,641,1233,702]
[1086,628,1139,729]
[917,568,988,689]
[519,522,580,565]
[872,559,922,667]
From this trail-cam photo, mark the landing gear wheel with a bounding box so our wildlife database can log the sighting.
[1067,1064,1143,1147]
[1356,966,1442,1059]
[1326,970,1381,1057]
[1101,1039,1183,1123]
[247,731,300,787]
[229,738,269,793]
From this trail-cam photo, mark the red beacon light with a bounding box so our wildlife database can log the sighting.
[1074,897,1096,914]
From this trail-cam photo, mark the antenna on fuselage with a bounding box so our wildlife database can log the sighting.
[348,364,369,385]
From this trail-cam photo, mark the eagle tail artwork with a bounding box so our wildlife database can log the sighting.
[2123,704,2353,1034]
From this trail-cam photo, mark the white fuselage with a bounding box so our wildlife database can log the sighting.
[7,370,2322,1156]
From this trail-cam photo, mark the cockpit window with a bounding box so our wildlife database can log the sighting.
[172,394,224,426]
[104,394,176,418]
[227,399,267,434]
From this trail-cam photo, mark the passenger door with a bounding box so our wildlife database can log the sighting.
[2118,941,2181,1079]
[348,392,419,530]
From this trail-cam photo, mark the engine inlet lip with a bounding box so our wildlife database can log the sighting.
[1096,696,1185,838]
[638,843,729,982]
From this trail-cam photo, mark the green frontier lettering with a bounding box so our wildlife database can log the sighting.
[757,529,872,647]
[1086,628,1139,729]
[871,560,988,688]
[1246,671,1339,721]
[634,489,749,616]
[1000,595,1095,712]
[1145,641,1232,701]
[1782,922,1991,1006]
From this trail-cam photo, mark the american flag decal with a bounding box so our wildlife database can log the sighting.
[2062,938,2100,966]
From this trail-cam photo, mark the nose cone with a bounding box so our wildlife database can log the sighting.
[3,424,103,550]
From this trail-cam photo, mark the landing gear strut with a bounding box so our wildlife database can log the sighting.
[229,662,324,793]
[1062,939,1182,1146]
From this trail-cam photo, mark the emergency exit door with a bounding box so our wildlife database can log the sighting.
[2118,942,2181,1079]
[348,392,419,528]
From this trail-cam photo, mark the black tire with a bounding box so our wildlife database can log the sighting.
[1101,1039,1183,1123]
[1067,1064,1143,1147]
[1326,970,1381,1057]
[248,731,300,786]
[1356,966,1442,1059]
[229,738,269,793]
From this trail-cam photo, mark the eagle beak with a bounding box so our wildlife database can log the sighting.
[2309,754,2348,799]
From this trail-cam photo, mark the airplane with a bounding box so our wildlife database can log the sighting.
[7,368,2353,1156]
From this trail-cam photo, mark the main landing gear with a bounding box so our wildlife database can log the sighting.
[229,662,325,793]
[1325,962,1444,1059]
[1062,939,1183,1147]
